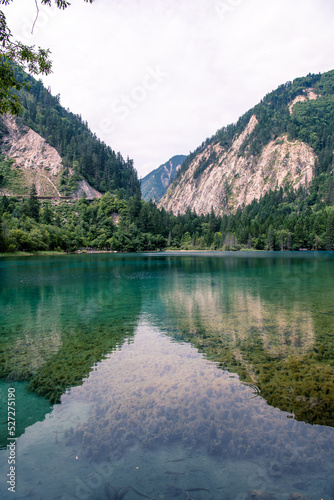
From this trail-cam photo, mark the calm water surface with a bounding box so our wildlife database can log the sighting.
[0,252,334,500]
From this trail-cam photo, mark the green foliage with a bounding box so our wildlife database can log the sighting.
[291,94,334,174]
[0,155,27,193]
[0,3,138,199]
[1,157,334,254]
[0,0,93,114]
[314,69,334,95]
[28,183,40,222]
[8,71,140,197]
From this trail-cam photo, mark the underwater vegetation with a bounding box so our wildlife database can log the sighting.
[0,255,142,403]
[1,254,334,500]
[27,324,135,403]
[0,303,138,403]
[170,319,334,427]
[2,252,333,421]
[241,331,334,426]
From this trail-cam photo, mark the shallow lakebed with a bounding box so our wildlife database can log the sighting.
[0,251,334,500]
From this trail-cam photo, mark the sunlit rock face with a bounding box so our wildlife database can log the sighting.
[0,114,64,197]
[159,114,315,216]
[0,114,101,199]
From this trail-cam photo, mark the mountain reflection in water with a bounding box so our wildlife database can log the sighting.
[147,253,334,426]
[0,252,334,500]
[1,319,333,500]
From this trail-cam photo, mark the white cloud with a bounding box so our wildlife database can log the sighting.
[4,0,334,177]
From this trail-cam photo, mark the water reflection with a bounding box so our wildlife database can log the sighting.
[145,253,334,426]
[162,279,315,357]
[0,253,334,500]
[0,255,142,445]
[1,319,333,500]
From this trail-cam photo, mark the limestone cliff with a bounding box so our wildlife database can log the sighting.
[157,70,334,217]
[0,114,101,199]
[159,114,315,216]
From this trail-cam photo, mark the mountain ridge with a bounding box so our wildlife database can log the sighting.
[141,154,186,202]
[159,69,334,216]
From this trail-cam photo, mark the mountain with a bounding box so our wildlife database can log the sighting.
[0,70,140,199]
[140,154,186,202]
[1,69,334,254]
[0,114,102,199]
[159,69,334,216]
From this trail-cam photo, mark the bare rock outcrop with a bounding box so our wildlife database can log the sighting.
[159,114,315,216]
[1,114,63,196]
[72,180,102,200]
[0,114,101,200]
[289,88,320,114]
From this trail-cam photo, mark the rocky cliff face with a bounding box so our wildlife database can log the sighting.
[0,114,101,199]
[1,115,63,196]
[159,114,315,216]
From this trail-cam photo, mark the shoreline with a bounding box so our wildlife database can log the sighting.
[1,248,332,258]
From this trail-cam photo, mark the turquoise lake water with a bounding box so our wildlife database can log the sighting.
[0,251,334,500]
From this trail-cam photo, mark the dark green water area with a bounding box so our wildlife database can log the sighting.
[0,251,334,500]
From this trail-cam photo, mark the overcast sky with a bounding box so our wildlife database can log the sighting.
[4,0,334,178]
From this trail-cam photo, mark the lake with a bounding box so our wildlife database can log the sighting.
[0,251,334,500]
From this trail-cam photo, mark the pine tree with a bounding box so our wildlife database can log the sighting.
[325,210,334,250]
[28,184,40,222]
[41,202,53,225]
[0,221,7,251]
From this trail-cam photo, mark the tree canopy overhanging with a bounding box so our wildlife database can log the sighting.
[0,0,94,115]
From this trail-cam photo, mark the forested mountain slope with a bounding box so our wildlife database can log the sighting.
[0,70,140,198]
[141,155,186,202]
[159,70,334,216]
[1,69,334,254]
[0,113,103,199]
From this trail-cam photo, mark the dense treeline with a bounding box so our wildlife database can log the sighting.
[1,170,334,253]
[0,69,140,198]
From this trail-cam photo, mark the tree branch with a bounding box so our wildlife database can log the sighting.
[31,0,39,35]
